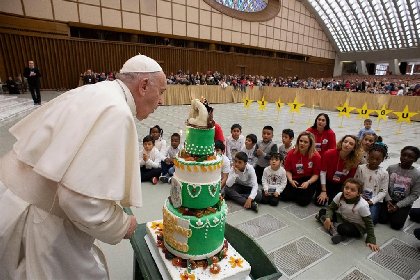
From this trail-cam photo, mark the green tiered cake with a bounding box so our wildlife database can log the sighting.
[146,99,251,279]
[163,99,226,260]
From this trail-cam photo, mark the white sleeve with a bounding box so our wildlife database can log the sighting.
[146,149,161,168]
[139,148,146,166]
[58,184,131,245]
[372,170,390,204]
[359,201,371,218]
[262,167,269,191]
[159,140,167,158]
[320,171,327,185]
[248,166,259,200]
[277,168,287,194]
[222,157,231,174]
[226,169,238,187]
[225,140,232,161]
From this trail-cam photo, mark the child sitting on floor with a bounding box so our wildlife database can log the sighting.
[139,135,162,185]
[316,178,379,252]
[159,133,182,183]
[150,125,167,158]
[225,152,261,212]
[215,140,231,195]
[278,128,294,161]
[241,133,258,167]
[260,153,287,206]
[355,142,389,224]
[226,123,245,162]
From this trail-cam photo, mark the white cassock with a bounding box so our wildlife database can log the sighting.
[0,80,142,279]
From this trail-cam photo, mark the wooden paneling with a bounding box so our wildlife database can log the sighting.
[0,32,334,89]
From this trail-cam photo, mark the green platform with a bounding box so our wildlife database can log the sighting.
[125,208,281,280]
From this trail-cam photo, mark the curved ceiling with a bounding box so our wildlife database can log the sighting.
[306,0,420,53]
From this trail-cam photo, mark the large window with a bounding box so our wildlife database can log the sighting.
[307,0,420,52]
[215,0,268,12]
[204,0,280,21]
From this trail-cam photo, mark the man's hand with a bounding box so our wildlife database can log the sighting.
[124,215,137,239]
[244,198,252,209]
[290,180,299,188]
[273,192,279,197]
[300,181,310,189]
[142,153,148,161]
[264,190,271,196]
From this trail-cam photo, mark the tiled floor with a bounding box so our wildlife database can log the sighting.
[1,92,419,280]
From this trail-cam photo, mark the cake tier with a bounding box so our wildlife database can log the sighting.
[173,155,222,184]
[170,176,221,209]
[163,199,227,260]
[185,126,215,156]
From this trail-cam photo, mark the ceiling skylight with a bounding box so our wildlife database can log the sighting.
[307,0,420,52]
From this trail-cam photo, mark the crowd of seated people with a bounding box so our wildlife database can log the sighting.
[165,70,420,96]
[1,74,27,94]
[78,70,116,86]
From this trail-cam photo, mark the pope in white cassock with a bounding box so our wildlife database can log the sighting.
[0,55,167,279]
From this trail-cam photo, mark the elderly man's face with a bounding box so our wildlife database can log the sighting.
[29,61,34,68]
[135,72,166,120]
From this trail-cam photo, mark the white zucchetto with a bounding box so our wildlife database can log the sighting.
[120,54,162,73]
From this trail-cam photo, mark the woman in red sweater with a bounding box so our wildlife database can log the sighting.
[281,131,321,206]
[315,135,362,206]
[306,113,336,158]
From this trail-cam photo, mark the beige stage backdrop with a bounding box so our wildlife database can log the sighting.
[163,86,420,121]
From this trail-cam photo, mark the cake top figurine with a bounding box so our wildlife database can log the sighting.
[187,98,214,128]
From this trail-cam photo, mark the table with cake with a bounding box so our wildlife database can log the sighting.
[128,99,281,280]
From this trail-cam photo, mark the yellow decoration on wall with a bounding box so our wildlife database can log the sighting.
[393,105,418,123]
[243,97,253,108]
[187,165,192,172]
[336,102,356,118]
[201,166,207,172]
[193,166,199,172]
[375,105,393,121]
[257,96,267,111]
[275,98,284,112]
[356,103,374,119]
[288,98,304,113]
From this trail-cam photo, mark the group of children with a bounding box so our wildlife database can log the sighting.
[139,118,420,251]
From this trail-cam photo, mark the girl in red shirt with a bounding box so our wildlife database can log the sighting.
[281,131,321,206]
[315,135,362,206]
[306,113,336,158]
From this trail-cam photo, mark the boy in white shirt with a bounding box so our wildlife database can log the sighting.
[139,135,162,185]
[225,152,262,212]
[226,124,245,162]
[260,153,287,206]
[215,140,231,196]
[160,133,182,183]
[241,134,258,167]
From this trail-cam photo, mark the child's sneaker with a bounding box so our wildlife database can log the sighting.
[329,225,343,244]
[152,177,159,185]
[159,175,169,183]
[251,201,259,213]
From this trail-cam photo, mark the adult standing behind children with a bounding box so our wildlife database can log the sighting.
[23,60,41,105]
[0,54,166,279]
[316,135,361,206]
[306,113,336,158]
[281,131,321,206]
